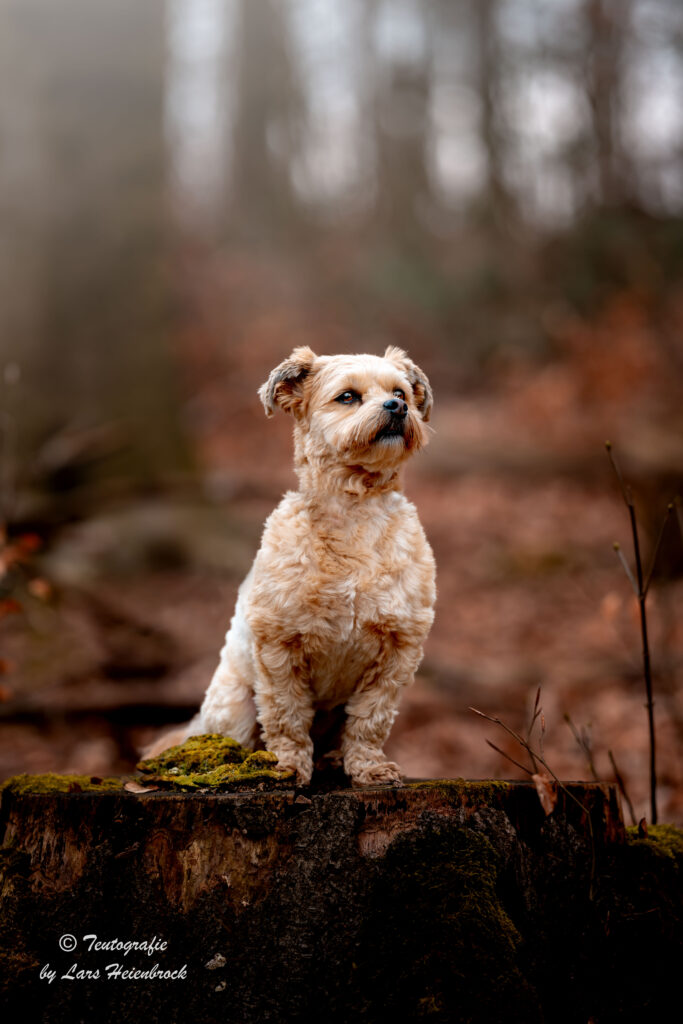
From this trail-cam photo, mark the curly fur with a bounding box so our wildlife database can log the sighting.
[145,347,436,787]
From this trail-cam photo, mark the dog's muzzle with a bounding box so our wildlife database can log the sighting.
[374,398,408,440]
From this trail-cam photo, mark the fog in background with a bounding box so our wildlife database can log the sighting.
[0,0,682,819]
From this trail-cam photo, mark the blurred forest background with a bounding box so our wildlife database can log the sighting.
[0,0,682,820]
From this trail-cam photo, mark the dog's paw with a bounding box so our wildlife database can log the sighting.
[275,753,313,787]
[350,760,403,788]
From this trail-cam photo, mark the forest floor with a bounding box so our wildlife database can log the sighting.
[1,246,682,823]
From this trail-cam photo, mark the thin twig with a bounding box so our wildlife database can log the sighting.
[485,739,533,776]
[564,713,599,782]
[608,750,637,827]
[471,702,597,897]
[523,744,596,897]
[607,443,658,825]
[525,687,541,772]
[469,706,532,753]
[636,573,657,824]
[605,441,632,509]
[612,542,638,597]
[643,504,674,597]
[539,713,545,762]
[474,705,594,841]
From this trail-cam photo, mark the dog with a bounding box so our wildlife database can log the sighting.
[147,346,436,786]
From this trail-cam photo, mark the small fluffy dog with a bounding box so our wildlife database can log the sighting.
[149,346,436,786]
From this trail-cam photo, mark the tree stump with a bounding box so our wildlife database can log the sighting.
[1,775,681,1023]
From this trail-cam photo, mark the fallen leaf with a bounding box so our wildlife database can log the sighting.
[532,771,557,816]
[124,781,159,794]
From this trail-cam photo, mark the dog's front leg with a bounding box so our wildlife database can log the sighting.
[342,643,420,786]
[342,683,402,786]
[253,640,315,785]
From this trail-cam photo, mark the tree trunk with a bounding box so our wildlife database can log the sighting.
[0,0,191,509]
[0,777,680,1023]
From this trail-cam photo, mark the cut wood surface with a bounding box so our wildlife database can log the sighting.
[1,777,680,1023]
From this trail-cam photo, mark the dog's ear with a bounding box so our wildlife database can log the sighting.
[258,346,317,418]
[384,346,433,422]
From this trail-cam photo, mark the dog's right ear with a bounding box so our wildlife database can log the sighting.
[384,346,433,422]
[258,347,317,418]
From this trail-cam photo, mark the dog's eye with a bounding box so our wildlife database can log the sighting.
[393,389,406,400]
[336,390,360,405]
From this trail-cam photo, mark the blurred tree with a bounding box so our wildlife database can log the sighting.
[584,0,633,208]
[226,0,306,241]
[0,0,193,519]
[472,0,516,231]
[373,3,433,242]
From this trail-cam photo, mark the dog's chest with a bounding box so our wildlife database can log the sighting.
[253,493,433,639]
[246,492,435,706]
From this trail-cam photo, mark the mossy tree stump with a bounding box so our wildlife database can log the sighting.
[0,756,681,1023]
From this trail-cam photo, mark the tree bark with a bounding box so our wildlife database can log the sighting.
[0,777,680,1023]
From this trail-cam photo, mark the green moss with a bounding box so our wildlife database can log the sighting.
[137,733,250,775]
[0,737,296,797]
[406,779,511,799]
[626,823,683,861]
[0,773,122,796]
[136,734,294,789]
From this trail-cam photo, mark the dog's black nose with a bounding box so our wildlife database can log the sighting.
[383,398,408,416]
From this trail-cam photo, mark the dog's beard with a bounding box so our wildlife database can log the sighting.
[332,408,424,468]
[372,412,409,443]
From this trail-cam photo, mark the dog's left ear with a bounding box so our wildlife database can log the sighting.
[384,346,433,422]
[258,346,317,418]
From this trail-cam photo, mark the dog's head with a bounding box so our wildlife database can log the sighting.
[258,346,432,484]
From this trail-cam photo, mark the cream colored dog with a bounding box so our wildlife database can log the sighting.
[151,346,436,786]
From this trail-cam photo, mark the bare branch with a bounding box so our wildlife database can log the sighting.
[643,504,674,597]
[539,713,545,761]
[485,739,533,776]
[608,750,637,827]
[525,687,542,772]
[471,699,596,897]
[607,444,658,824]
[469,707,530,752]
[605,441,633,509]
[613,542,638,597]
[564,713,599,782]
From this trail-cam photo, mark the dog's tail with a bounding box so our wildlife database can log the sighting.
[140,653,260,762]
[199,653,260,749]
